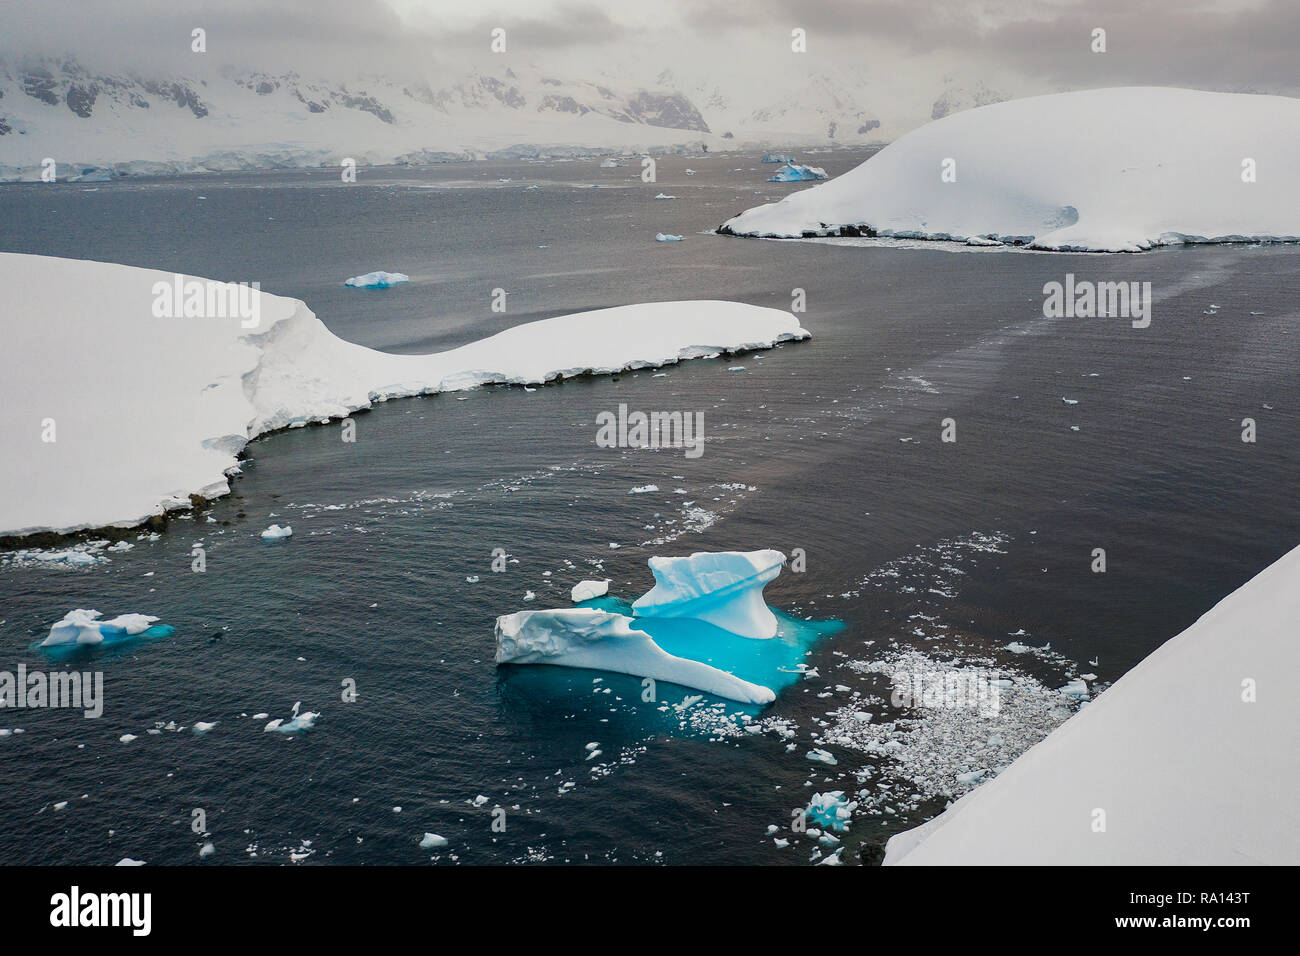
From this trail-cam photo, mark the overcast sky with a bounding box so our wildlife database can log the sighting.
[2,0,1296,100]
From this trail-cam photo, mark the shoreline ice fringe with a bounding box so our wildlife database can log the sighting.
[721,88,1300,252]
[883,541,1300,865]
[495,549,790,704]
[0,254,809,538]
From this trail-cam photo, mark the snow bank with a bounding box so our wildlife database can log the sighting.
[0,254,807,537]
[494,608,776,705]
[344,271,409,289]
[723,88,1300,252]
[884,542,1300,865]
[632,549,786,639]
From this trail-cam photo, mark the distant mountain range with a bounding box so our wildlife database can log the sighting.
[0,55,1004,180]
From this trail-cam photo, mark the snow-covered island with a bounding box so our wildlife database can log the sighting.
[885,542,1300,865]
[0,253,808,539]
[722,88,1300,252]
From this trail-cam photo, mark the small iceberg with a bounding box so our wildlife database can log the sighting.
[420,832,449,850]
[631,549,786,639]
[655,233,685,242]
[806,791,857,832]
[344,271,409,289]
[260,524,292,540]
[571,579,611,603]
[264,702,318,734]
[599,158,625,168]
[767,164,828,183]
[761,153,796,164]
[42,609,174,648]
[495,608,776,705]
[653,193,676,200]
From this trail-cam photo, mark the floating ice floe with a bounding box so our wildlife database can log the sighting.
[761,153,796,164]
[0,255,807,538]
[42,609,174,648]
[570,579,611,603]
[419,832,449,849]
[260,523,292,540]
[264,702,318,734]
[653,193,676,200]
[655,233,684,242]
[766,163,828,183]
[344,271,409,288]
[723,88,1300,251]
[806,791,857,831]
[495,608,776,705]
[599,158,625,168]
[631,549,786,640]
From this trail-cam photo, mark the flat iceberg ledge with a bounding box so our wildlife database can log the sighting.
[0,254,809,538]
[722,88,1300,252]
[632,549,786,639]
[494,608,776,705]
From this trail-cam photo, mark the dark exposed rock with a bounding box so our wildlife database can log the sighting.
[65,82,98,117]
[22,69,59,105]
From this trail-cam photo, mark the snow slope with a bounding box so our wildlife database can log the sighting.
[0,253,807,538]
[884,542,1300,865]
[722,88,1300,252]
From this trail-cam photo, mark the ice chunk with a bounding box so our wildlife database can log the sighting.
[419,832,449,849]
[806,791,857,831]
[260,524,292,540]
[42,609,172,647]
[494,608,776,705]
[806,748,838,766]
[766,164,828,183]
[631,549,786,639]
[761,153,796,164]
[570,579,611,603]
[655,233,684,242]
[344,271,409,289]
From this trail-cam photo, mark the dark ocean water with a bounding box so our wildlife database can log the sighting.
[0,152,1296,865]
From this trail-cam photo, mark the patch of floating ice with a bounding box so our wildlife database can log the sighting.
[260,524,292,540]
[654,233,684,242]
[42,609,173,648]
[766,163,827,183]
[344,271,409,288]
[571,579,611,603]
[419,832,449,849]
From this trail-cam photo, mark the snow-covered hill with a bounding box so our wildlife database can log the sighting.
[0,55,894,179]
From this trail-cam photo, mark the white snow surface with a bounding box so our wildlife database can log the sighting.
[632,549,786,639]
[723,88,1300,252]
[0,254,807,537]
[494,608,776,705]
[884,542,1300,865]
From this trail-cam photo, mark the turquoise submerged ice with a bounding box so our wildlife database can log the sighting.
[40,609,174,650]
[494,549,842,705]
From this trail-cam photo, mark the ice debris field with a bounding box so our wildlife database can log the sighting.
[496,550,842,705]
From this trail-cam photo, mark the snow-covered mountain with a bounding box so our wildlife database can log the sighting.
[0,55,901,179]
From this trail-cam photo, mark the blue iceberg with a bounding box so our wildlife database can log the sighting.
[767,164,828,183]
[344,271,410,289]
